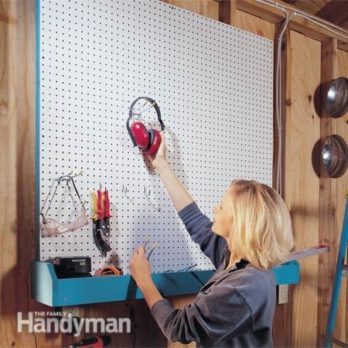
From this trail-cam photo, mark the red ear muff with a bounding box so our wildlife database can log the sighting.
[130,122,150,149]
[127,97,165,153]
[147,129,161,156]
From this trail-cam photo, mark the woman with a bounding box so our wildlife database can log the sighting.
[130,133,293,347]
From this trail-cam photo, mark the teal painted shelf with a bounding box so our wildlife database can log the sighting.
[32,260,300,307]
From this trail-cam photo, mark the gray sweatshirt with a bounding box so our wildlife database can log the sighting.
[150,202,276,347]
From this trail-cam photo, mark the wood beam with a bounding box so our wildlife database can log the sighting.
[235,0,348,52]
[285,30,321,347]
[272,23,292,348]
[219,0,238,26]
[318,38,338,346]
[230,0,237,25]
[335,48,348,346]
[316,0,348,26]
[219,0,231,24]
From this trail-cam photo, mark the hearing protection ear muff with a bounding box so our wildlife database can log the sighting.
[126,97,165,156]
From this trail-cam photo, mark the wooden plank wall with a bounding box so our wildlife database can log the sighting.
[0,1,166,347]
[0,1,44,347]
[318,38,339,346]
[333,48,348,344]
[1,0,347,347]
[285,30,321,347]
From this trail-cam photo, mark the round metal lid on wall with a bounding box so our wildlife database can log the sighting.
[321,135,348,178]
[326,77,348,118]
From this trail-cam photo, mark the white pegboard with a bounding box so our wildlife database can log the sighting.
[38,0,274,274]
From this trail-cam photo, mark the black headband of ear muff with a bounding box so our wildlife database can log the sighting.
[126,97,165,147]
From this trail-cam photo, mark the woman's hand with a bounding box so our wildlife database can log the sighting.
[130,246,164,309]
[148,132,168,170]
[129,246,152,289]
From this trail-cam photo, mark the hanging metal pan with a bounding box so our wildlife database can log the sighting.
[326,77,348,118]
[321,134,348,178]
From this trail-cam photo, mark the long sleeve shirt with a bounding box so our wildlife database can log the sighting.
[150,202,276,347]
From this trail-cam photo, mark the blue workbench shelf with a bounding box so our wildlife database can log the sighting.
[32,260,300,307]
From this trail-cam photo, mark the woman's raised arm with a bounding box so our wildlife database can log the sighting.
[150,132,194,212]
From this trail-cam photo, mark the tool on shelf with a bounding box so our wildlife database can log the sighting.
[95,264,123,276]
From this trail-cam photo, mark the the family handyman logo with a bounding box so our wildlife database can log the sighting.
[17,311,131,337]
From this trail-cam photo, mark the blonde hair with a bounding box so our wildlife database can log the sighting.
[226,180,293,269]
